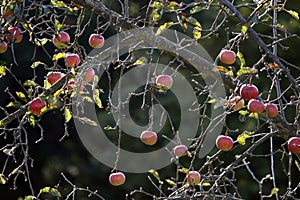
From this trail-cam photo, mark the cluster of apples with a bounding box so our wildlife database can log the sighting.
[228,84,279,118]
[0,27,23,54]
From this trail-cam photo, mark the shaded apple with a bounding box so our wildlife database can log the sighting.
[216,135,234,151]
[140,130,157,145]
[89,34,105,48]
[219,49,236,65]
[29,97,47,116]
[52,31,70,48]
[186,171,201,186]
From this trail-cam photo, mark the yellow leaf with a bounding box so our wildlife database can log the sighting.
[0,66,6,76]
[53,52,66,61]
[148,169,160,180]
[212,66,229,73]
[165,179,176,186]
[0,174,6,184]
[65,108,72,123]
[31,61,44,68]
[16,91,27,102]
[208,99,216,104]
[93,89,103,108]
[285,9,299,20]
[193,27,201,40]
[178,167,189,174]
[134,57,148,65]
[271,188,279,195]
[249,112,259,119]
[202,182,211,186]
[241,25,248,34]
[238,110,249,116]
[237,67,256,77]
[237,51,246,67]
[156,22,174,35]
[237,131,253,145]
[34,38,48,46]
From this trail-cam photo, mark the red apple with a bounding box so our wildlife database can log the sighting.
[156,75,173,90]
[46,72,62,85]
[264,103,278,118]
[216,135,234,151]
[219,49,236,65]
[83,68,95,83]
[52,31,70,48]
[29,97,47,116]
[0,41,8,53]
[173,144,188,157]
[239,84,259,101]
[186,171,201,186]
[6,27,23,43]
[65,53,80,67]
[287,137,300,154]
[247,99,265,113]
[109,172,126,186]
[140,130,157,145]
[89,34,105,48]
[228,96,245,111]
[66,80,84,92]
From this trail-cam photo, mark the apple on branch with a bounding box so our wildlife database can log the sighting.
[89,34,105,48]
[29,97,47,116]
[6,27,23,43]
[109,172,126,186]
[52,31,70,48]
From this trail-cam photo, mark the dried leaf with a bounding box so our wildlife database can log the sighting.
[65,108,72,123]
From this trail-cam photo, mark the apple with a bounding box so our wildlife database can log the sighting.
[173,144,188,157]
[47,72,62,85]
[219,49,236,65]
[247,99,265,113]
[140,130,157,145]
[216,135,234,151]
[6,27,23,43]
[239,84,259,101]
[83,68,95,83]
[52,31,70,48]
[228,96,245,111]
[156,75,173,90]
[89,34,105,48]
[0,41,8,53]
[66,80,84,92]
[186,171,201,186]
[65,53,80,67]
[29,97,47,116]
[109,172,126,186]
[287,137,300,154]
[3,8,13,19]
[264,103,278,118]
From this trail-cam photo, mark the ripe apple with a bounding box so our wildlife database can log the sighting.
[140,130,157,145]
[228,96,245,111]
[65,53,80,67]
[66,80,84,92]
[247,99,265,113]
[173,144,188,157]
[89,34,105,48]
[29,97,47,116]
[52,31,70,48]
[47,72,62,85]
[83,68,95,83]
[239,84,259,100]
[0,41,8,53]
[109,172,126,186]
[156,75,173,90]
[264,103,278,118]
[186,171,201,186]
[287,137,300,154]
[219,49,236,65]
[216,135,234,151]
[6,27,23,43]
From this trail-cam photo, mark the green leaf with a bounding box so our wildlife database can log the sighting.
[271,188,279,195]
[16,91,27,102]
[65,108,72,123]
[285,10,299,20]
[93,89,103,108]
[31,61,44,68]
[78,117,97,126]
[6,101,22,108]
[53,52,66,61]
[0,174,6,184]
[24,80,37,86]
[54,19,62,32]
[156,22,174,35]
[39,187,61,198]
[0,66,6,76]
